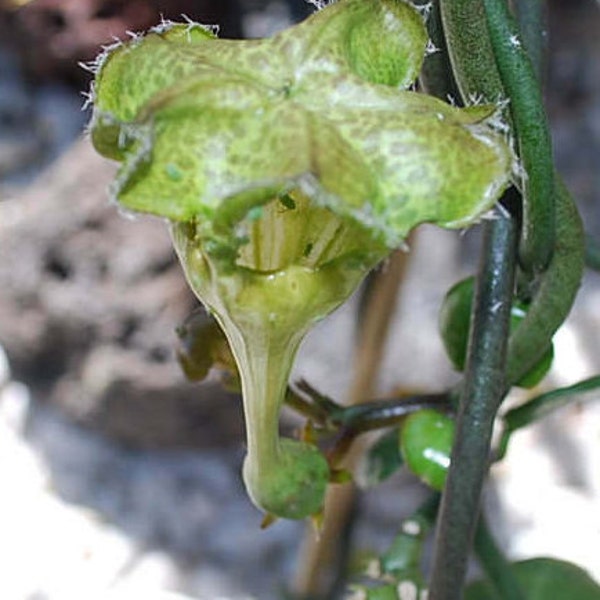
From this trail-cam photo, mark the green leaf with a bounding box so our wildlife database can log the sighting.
[498,374,600,458]
[357,427,404,487]
[465,558,600,600]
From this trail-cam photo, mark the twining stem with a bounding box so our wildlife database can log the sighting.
[481,0,555,274]
[292,247,411,599]
[429,205,517,600]
[474,514,526,600]
[506,177,583,384]
[513,0,547,80]
[441,0,555,274]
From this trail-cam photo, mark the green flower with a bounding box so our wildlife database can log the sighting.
[90,0,511,519]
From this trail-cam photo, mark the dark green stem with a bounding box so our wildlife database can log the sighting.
[474,514,526,600]
[506,177,584,384]
[429,206,517,600]
[439,0,504,102]
[441,0,555,273]
[413,0,461,101]
[334,393,451,431]
[513,0,547,80]
[482,0,555,274]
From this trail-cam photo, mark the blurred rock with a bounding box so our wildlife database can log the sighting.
[0,45,46,182]
[0,137,244,448]
[0,0,243,84]
[547,0,600,231]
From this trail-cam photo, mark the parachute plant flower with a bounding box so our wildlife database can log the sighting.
[90,0,512,519]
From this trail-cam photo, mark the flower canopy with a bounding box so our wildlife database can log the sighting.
[91,0,510,249]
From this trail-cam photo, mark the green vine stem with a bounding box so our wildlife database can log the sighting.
[481,0,555,274]
[333,393,451,431]
[513,0,547,80]
[474,514,526,600]
[506,177,584,384]
[429,205,517,600]
[440,0,555,275]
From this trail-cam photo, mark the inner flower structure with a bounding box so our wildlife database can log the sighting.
[172,189,388,518]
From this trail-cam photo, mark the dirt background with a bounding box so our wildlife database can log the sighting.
[0,1,599,599]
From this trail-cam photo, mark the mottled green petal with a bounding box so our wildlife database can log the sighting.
[282,0,428,88]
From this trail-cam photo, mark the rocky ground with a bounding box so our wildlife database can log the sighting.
[0,1,599,599]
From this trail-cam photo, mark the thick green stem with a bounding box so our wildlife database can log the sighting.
[481,0,555,274]
[474,514,526,600]
[513,0,547,80]
[441,0,555,274]
[439,0,504,102]
[506,178,583,384]
[429,205,517,600]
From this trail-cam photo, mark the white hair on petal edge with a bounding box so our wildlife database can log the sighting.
[415,2,433,19]
[304,0,336,10]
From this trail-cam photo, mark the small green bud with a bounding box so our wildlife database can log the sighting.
[400,409,455,491]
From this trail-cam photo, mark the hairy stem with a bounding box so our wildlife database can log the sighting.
[506,177,583,384]
[513,0,547,80]
[481,0,555,274]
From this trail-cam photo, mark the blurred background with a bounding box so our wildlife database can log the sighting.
[0,1,599,598]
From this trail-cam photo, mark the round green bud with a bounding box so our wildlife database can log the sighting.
[400,409,455,491]
[243,439,329,520]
